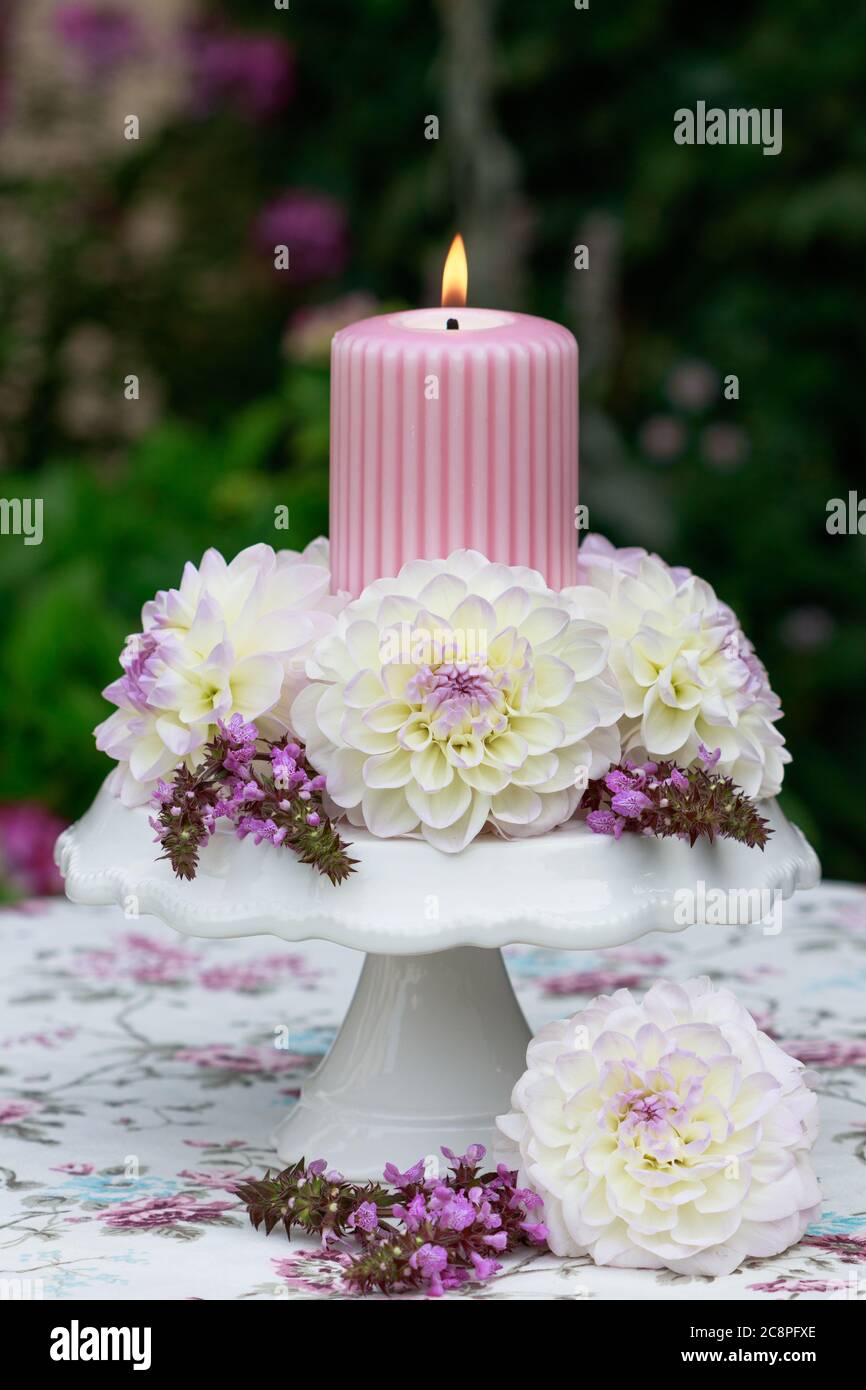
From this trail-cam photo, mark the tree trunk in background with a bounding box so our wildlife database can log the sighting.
[567,210,672,547]
[435,0,531,308]
[567,211,622,402]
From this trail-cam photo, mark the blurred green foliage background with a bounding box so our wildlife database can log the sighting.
[1,0,864,883]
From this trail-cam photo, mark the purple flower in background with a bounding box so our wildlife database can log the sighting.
[0,803,67,898]
[638,414,686,464]
[700,423,750,473]
[56,4,143,72]
[254,191,349,282]
[666,359,718,412]
[778,605,835,652]
[187,27,295,121]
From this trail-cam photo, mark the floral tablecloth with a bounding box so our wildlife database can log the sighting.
[1,885,865,1301]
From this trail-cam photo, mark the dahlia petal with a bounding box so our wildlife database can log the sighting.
[405,778,471,829]
[642,688,697,755]
[490,785,543,825]
[729,1072,783,1127]
[410,744,454,793]
[458,761,511,795]
[290,681,325,741]
[155,717,206,757]
[363,698,412,732]
[128,733,178,783]
[340,706,397,754]
[343,669,387,709]
[362,748,413,790]
[229,654,285,720]
[491,586,532,630]
[447,593,497,637]
[485,732,529,769]
[346,619,388,670]
[326,748,368,806]
[420,791,491,853]
[360,788,419,837]
[417,572,468,613]
[533,654,577,707]
[507,713,566,755]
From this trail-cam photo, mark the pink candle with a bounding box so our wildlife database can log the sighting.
[329,248,578,596]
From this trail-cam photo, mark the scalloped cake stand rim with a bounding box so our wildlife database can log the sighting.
[56,779,821,956]
[55,781,821,1176]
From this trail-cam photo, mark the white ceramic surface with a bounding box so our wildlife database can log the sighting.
[56,778,820,954]
[274,947,532,1176]
[55,780,821,1176]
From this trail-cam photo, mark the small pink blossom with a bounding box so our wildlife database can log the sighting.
[542,968,646,997]
[172,1044,308,1073]
[0,1098,44,1125]
[177,1168,255,1192]
[782,1040,866,1068]
[801,1232,866,1264]
[100,1194,235,1230]
[748,1277,848,1296]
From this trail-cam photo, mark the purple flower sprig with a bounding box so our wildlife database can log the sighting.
[150,716,357,886]
[235,1146,548,1298]
[235,1158,393,1244]
[581,748,772,850]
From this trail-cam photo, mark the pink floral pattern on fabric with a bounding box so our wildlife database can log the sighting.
[0,887,864,1299]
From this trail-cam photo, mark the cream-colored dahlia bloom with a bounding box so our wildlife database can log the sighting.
[498,978,820,1276]
[565,534,789,797]
[95,539,344,805]
[291,550,623,852]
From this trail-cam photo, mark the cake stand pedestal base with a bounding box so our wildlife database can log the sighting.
[273,946,531,1179]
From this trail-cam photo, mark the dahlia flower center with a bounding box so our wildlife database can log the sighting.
[406,660,508,738]
[613,1085,685,1163]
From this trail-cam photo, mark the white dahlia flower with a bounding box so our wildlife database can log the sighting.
[291,550,624,852]
[95,540,344,805]
[498,977,820,1276]
[565,534,789,797]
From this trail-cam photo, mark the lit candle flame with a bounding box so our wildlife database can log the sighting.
[441,234,468,308]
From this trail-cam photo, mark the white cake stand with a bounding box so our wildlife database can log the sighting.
[56,780,820,1178]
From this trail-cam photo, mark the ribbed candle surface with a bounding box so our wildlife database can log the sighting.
[329,308,578,595]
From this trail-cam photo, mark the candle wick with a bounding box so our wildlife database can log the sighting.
[446,317,459,330]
